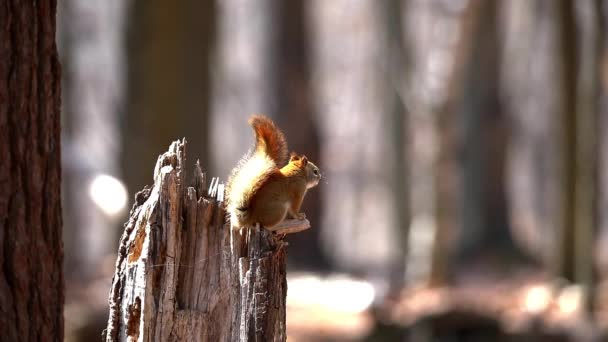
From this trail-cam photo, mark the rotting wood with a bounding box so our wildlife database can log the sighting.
[104,139,299,341]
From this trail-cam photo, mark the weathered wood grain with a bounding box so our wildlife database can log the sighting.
[105,140,288,341]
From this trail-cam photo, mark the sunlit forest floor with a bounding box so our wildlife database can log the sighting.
[286,269,608,341]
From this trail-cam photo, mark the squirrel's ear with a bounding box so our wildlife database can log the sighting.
[290,152,300,161]
[301,156,308,165]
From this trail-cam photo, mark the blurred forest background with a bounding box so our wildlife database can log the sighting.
[57,0,608,341]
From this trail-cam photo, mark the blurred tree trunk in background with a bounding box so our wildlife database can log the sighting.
[502,1,561,268]
[273,0,329,270]
[555,0,578,284]
[400,0,474,286]
[454,0,529,268]
[123,0,214,193]
[0,1,64,341]
[429,92,455,286]
[574,0,602,314]
[428,0,479,286]
[211,0,277,178]
[58,0,126,280]
[310,0,404,280]
[380,0,410,287]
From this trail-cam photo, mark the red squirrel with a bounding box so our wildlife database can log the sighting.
[226,115,321,229]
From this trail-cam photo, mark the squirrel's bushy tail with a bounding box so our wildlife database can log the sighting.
[226,115,288,228]
[249,115,288,166]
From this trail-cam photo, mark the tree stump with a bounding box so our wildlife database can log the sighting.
[105,140,308,341]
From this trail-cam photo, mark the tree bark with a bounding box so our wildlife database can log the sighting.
[0,1,64,341]
[105,140,288,341]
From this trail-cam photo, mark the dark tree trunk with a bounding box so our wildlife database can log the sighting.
[428,2,479,286]
[379,0,410,288]
[123,0,215,196]
[0,1,64,341]
[430,0,481,285]
[555,0,578,282]
[455,0,529,266]
[573,0,602,315]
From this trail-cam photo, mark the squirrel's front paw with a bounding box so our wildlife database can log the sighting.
[294,212,306,220]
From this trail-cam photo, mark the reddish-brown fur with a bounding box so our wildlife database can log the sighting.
[246,156,310,227]
[226,115,321,229]
[249,115,288,166]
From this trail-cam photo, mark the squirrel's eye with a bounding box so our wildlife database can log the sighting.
[313,169,319,176]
